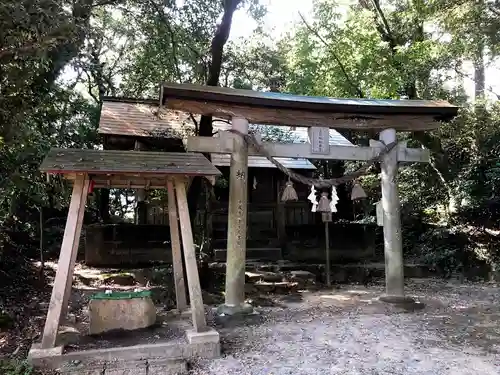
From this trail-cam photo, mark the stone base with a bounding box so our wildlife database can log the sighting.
[28,344,64,368]
[186,328,219,345]
[379,295,416,304]
[379,295,425,310]
[216,303,253,316]
[28,338,219,372]
[89,296,156,335]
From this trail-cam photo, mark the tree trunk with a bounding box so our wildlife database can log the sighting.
[187,0,242,230]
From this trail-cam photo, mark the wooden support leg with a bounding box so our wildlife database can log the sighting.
[174,178,207,332]
[41,175,89,349]
[60,176,90,321]
[167,180,187,311]
[379,129,406,301]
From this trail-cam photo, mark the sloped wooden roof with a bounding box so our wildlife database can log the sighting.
[40,148,221,177]
[159,83,458,130]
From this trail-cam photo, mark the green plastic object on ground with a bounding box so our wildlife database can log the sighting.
[90,290,152,300]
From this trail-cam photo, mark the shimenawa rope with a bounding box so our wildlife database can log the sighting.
[227,129,398,189]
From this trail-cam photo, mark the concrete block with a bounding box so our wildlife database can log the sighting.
[28,343,64,358]
[89,295,156,335]
[185,328,219,345]
[28,343,64,368]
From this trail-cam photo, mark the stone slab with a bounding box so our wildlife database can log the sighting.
[185,328,219,345]
[28,343,64,368]
[89,296,156,335]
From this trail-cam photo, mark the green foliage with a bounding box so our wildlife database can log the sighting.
[0,359,33,375]
[2,0,500,286]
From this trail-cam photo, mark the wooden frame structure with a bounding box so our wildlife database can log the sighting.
[160,82,459,312]
[37,148,221,349]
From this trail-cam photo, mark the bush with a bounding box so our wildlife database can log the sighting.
[0,360,33,375]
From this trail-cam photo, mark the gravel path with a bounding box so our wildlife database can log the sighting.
[191,279,500,375]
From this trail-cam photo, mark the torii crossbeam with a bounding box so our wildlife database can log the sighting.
[160,82,459,313]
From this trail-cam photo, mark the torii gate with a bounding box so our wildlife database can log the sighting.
[160,82,458,313]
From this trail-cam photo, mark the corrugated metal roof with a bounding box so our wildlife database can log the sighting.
[285,126,353,147]
[211,154,316,169]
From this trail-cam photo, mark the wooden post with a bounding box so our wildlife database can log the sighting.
[379,129,405,299]
[276,176,286,245]
[325,221,331,287]
[60,176,90,321]
[41,174,89,349]
[218,117,252,315]
[174,178,207,332]
[134,140,148,224]
[167,180,187,311]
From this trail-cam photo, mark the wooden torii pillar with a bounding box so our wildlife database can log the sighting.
[34,149,221,352]
[187,125,430,305]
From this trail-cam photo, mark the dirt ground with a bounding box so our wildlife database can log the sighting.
[192,279,500,375]
[2,263,500,375]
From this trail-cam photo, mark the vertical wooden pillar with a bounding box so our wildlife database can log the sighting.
[134,140,148,224]
[379,129,405,299]
[218,117,252,315]
[41,174,89,349]
[167,180,187,311]
[174,178,207,332]
[276,176,286,245]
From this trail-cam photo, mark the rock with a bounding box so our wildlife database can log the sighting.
[102,273,136,286]
[290,270,316,281]
[89,293,156,335]
[257,264,276,272]
[57,326,81,346]
[253,282,276,293]
[245,271,283,283]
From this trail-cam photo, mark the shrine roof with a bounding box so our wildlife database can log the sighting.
[98,99,353,146]
[98,99,355,170]
[159,83,459,130]
[40,148,221,177]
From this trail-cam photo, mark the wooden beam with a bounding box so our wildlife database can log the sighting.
[167,180,187,311]
[186,134,430,163]
[165,98,442,131]
[174,178,207,332]
[41,174,89,349]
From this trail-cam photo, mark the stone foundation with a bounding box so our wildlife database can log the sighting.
[89,291,156,335]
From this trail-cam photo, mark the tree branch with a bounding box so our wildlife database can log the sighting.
[298,12,365,98]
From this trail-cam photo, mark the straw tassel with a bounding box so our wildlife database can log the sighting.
[351,182,367,200]
[281,178,298,202]
[317,192,331,212]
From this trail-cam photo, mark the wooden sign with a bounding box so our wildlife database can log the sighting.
[308,127,330,155]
